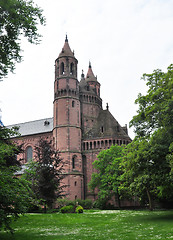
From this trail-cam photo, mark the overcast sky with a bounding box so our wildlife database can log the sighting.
[1,0,173,139]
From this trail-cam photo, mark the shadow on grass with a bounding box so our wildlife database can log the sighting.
[132,210,173,223]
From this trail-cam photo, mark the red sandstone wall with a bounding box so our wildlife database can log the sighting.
[13,132,53,163]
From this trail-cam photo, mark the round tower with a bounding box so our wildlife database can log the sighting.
[79,62,102,134]
[53,36,83,200]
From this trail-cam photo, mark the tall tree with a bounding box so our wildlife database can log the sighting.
[25,139,65,212]
[130,64,173,137]
[0,126,32,233]
[0,0,45,79]
[120,64,173,209]
[89,145,123,209]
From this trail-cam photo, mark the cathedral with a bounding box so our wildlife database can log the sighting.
[9,36,131,200]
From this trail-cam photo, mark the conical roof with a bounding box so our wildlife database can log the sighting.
[85,62,97,82]
[58,35,74,57]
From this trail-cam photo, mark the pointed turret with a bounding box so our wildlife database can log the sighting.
[86,62,97,82]
[55,35,78,79]
[58,35,74,57]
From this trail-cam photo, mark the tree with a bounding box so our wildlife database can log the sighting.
[130,64,173,137]
[119,135,172,210]
[0,126,33,233]
[167,142,173,176]
[89,145,123,209]
[0,0,45,79]
[120,65,173,210]
[25,139,65,212]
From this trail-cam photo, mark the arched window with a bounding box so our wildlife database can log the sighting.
[72,100,75,107]
[26,146,33,162]
[60,62,64,74]
[105,140,108,147]
[72,155,77,169]
[70,62,74,74]
[101,140,104,148]
[101,126,104,133]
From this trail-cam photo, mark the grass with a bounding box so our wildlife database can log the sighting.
[0,210,173,240]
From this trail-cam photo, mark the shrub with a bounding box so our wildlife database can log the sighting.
[57,198,93,209]
[93,199,107,209]
[60,205,75,213]
[27,204,42,213]
[57,199,76,208]
[75,205,83,213]
[76,199,93,209]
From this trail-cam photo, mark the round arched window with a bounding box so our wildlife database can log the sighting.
[60,62,64,74]
[26,146,33,162]
[72,155,77,169]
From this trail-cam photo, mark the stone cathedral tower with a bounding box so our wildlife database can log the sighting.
[9,36,132,202]
[53,36,83,199]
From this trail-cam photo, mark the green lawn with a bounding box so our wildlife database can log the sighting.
[1,210,173,240]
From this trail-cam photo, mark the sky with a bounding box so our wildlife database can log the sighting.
[1,0,173,139]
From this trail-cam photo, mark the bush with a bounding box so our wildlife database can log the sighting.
[76,199,93,209]
[60,205,75,213]
[27,204,43,213]
[57,199,76,208]
[57,198,93,209]
[93,199,107,209]
[75,205,83,213]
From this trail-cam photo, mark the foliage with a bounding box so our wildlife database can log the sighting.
[60,205,74,213]
[56,199,76,208]
[76,199,93,209]
[120,64,173,210]
[57,198,93,209]
[0,0,45,79]
[0,126,33,233]
[89,145,124,208]
[60,204,83,214]
[24,139,65,211]
[75,205,83,213]
[130,64,173,137]
[167,142,173,176]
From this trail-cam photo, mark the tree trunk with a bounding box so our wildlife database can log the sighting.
[146,188,153,211]
[116,189,121,209]
[44,204,47,213]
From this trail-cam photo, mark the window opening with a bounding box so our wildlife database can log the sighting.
[26,146,33,162]
[72,155,76,169]
[60,62,64,74]
[70,62,74,74]
[101,126,104,133]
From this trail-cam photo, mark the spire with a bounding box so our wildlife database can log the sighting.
[106,103,109,111]
[58,35,74,57]
[89,61,91,68]
[86,61,97,82]
[81,69,85,78]
[65,34,68,42]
